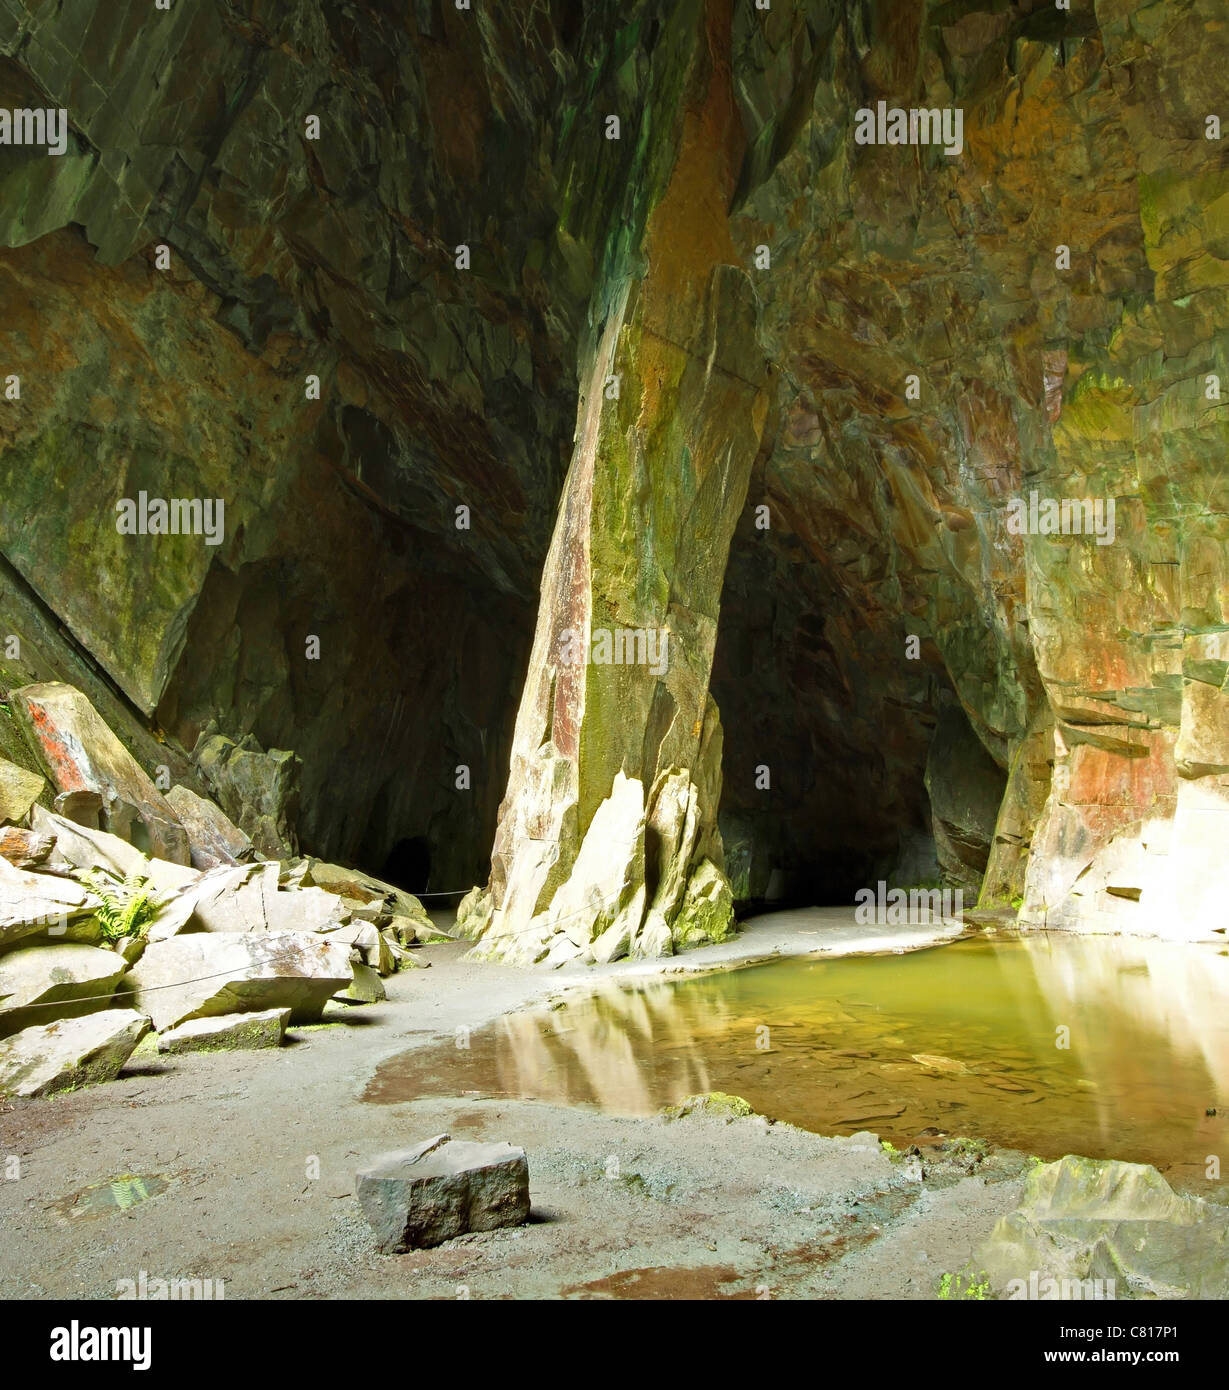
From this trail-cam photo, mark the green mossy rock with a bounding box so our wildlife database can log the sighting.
[662,1092,757,1122]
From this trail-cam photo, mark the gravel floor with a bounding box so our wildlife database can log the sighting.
[0,915,1024,1301]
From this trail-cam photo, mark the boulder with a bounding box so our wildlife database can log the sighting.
[301,858,433,932]
[356,1134,530,1252]
[156,1007,291,1053]
[384,938,421,971]
[193,731,300,858]
[384,913,421,946]
[278,858,312,890]
[144,861,350,941]
[35,803,144,878]
[454,885,493,940]
[341,894,389,925]
[0,853,96,950]
[0,755,44,824]
[0,942,127,1036]
[112,934,147,965]
[126,930,354,1030]
[164,784,255,870]
[980,1155,1229,1300]
[338,961,386,1002]
[12,683,189,864]
[262,882,352,936]
[412,921,457,945]
[172,861,275,935]
[670,858,737,949]
[319,920,389,971]
[0,1009,150,1098]
[0,826,54,869]
[143,863,255,941]
[662,1092,757,1122]
[34,807,198,895]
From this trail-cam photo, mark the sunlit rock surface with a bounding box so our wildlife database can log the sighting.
[981,1155,1229,1300]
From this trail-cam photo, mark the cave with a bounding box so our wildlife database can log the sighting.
[381,836,432,897]
[0,0,1225,1320]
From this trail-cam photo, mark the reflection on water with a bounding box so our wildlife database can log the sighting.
[366,933,1229,1185]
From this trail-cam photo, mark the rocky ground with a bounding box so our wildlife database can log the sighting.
[0,924,1030,1302]
[0,676,1221,1302]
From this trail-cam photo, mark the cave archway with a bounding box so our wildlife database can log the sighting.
[382,836,432,895]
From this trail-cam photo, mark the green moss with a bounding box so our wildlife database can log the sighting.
[662,1091,756,1121]
[948,1136,990,1163]
[938,1268,992,1300]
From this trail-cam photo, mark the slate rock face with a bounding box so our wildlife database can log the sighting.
[924,706,1009,894]
[192,735,301,860]
[356,1134,531,1252]
[475,5,774,960]
[714,1,1229,929]
[0,0,643,887]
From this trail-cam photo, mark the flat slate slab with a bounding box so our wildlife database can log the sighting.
[356,1133,530,1252]
[126,930,353,1030]
[0,942,126,1037]
[0,1009,150,1098]
[0,853,95,948]
[156,1007,291,1054]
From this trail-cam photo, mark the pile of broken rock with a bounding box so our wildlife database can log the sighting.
[0,680,439,1100]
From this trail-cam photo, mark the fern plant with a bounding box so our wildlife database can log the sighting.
[83,870,156,943]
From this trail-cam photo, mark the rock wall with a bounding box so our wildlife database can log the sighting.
[0,0,651,887]
[709,0,1227,940]
[0,0,1224,946]
[472,0,772,964]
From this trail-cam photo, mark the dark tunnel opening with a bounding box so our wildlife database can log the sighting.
[381,835,433,895]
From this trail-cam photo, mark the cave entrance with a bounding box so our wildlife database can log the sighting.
[709,495,1002,912]
[382,836,432,894]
